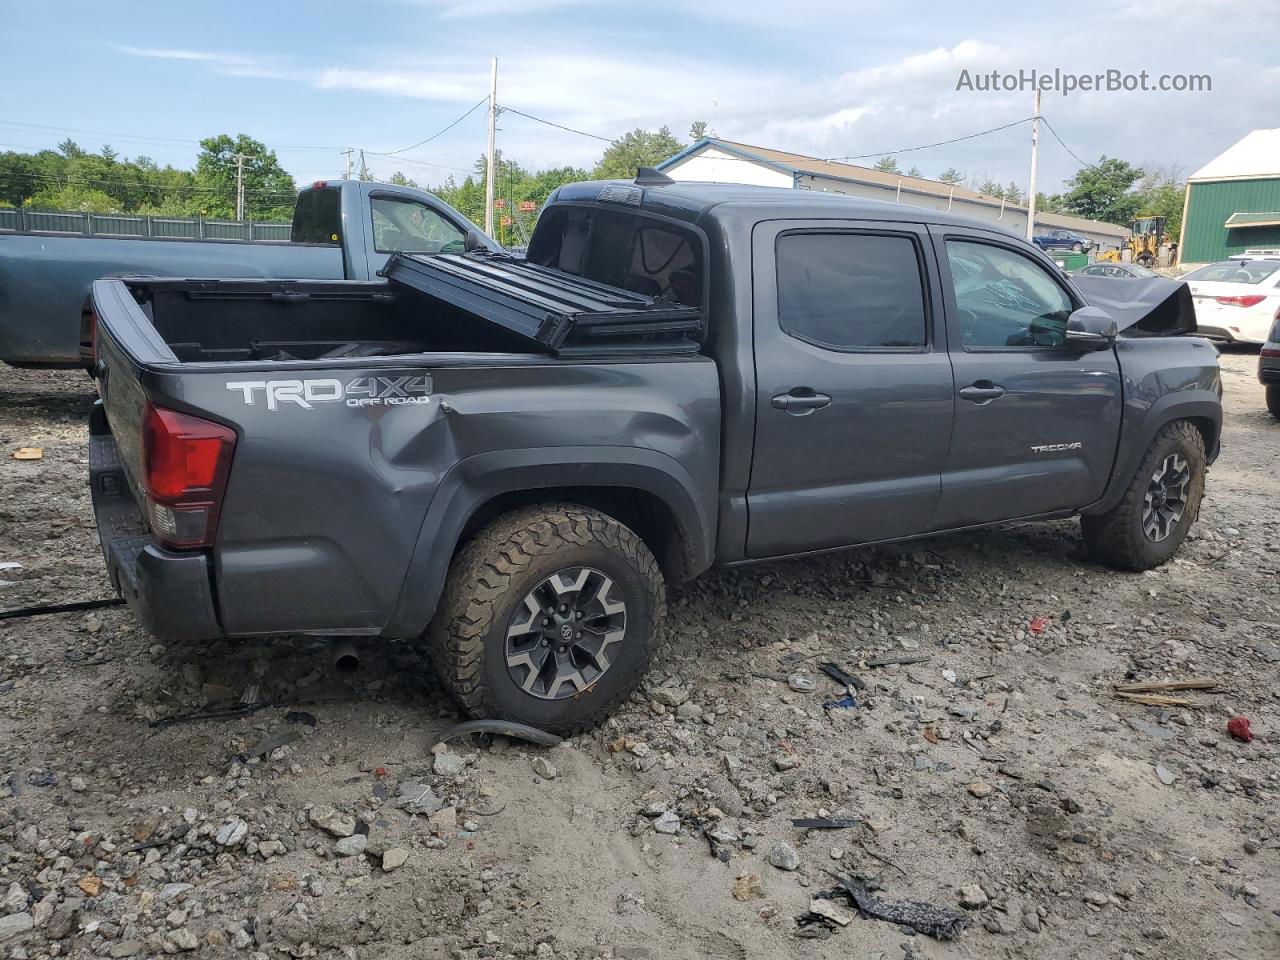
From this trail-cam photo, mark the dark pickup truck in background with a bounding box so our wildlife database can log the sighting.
[87,175,1222,734]
[0,180,498,365]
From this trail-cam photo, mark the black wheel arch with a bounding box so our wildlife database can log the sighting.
[383,447,713,639]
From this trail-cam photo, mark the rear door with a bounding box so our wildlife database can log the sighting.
[745,220,955,558]
[929,229,1122,529]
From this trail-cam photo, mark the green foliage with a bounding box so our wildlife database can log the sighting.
[873,156,900,173]
[592,127,685,180]
[1061,156,1145,224]
[689,120,708,140]
[29,184,121,213]
[195,134,297,220]
[939,168,965,184]
[905,166,922,178]
[1036,192,1066,213]
[1003,181,1024,206]
[1132,165,1186,237]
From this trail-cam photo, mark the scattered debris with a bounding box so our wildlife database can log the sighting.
[435,718,563,748]
[1155,765,1177,785]
[1029,615,1049,634]
[1114,692,1194,707]
[1114,677,1216,693]
[239,729,301,762]
[809,897,854,926]
[791,817,861,830]
[864,654,932,668]
[732,874,765,901]
[13,447,43,460]
[1227,716,1254,743]
[823,874,969,941]
[788,673,817,692]
[818,661,865,691]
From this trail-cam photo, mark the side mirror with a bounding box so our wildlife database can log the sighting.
[463,230,487,253]
[1065,305,1117,349]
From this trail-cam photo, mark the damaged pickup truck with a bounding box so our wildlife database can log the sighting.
[87,174,1221,733]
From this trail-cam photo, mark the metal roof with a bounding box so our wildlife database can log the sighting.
[658,138,1128,238]
[1189,129,1280,183]
[1224,211,1280,229]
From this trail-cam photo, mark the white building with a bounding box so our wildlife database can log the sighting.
[657,138,1129,253]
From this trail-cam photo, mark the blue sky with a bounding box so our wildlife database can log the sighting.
[2,0,1275,192]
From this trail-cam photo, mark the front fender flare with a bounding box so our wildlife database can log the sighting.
[1081,390,1221,516]
[381,446,713,639]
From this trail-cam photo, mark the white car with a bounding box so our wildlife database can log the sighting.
[1182,254,1280,344]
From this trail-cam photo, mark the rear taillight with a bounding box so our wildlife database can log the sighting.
[1214,295,1266,308]
[1262,348,1280,357]
[142,403,236,549]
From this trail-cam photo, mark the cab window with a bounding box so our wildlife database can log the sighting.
[370,196,465,255]
[946,240,1074,348]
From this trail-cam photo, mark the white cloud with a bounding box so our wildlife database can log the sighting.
[113,45,260,67]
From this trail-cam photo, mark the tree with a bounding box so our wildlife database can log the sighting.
[939,168,964,184]
[592,127,684,180]
[689,120,708,140]
[905,166,922,178]
[1133,163,1187,237]
[388,171,419,188]
[1003,181,1025,206]
[1036,192,1065,214]
[977,178,1001,197]
[195,134,297,220]
[873,156,900,173]
[1060,156,1144,224]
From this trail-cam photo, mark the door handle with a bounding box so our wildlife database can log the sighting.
[772,389,831,414]
[958,382,1006,403]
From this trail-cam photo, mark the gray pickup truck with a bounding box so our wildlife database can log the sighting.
[87,174,1222,734]
[0,179,496,365]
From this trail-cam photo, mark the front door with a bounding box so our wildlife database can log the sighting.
[929,229,1122,529]
[746,220,956,558]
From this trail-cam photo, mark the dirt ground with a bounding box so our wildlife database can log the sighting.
[0,350,1276,960]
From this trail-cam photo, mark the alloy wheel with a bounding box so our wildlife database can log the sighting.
[1142,453,1190,542]
[504,567,627,700]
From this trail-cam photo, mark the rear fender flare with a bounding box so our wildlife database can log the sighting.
[382,446,712,639]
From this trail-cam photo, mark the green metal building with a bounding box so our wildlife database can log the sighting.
[1179,128,1280,266]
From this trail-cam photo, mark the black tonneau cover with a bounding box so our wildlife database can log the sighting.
[383,251,703,357]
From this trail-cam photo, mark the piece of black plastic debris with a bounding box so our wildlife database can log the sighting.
[0,597,125,621]
[26,771,56,787]
[435,719,562,748]
[829,875,968,941]
[792,817,861,830]
[285,711,317,727]
[819,662,866,691]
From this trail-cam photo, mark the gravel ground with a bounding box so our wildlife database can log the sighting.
[0,351,1277,960]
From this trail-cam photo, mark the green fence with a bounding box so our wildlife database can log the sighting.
[0,207,292,242]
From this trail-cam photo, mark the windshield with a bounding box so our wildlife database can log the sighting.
[1182,260,1280,284]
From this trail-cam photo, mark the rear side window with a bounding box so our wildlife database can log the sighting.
[291,187,341,244]
[527,206,703,307]
[775,233,927,350]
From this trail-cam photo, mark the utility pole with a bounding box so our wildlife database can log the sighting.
[358,149,369,181]
[232,152,253,222]
[485,56,498,237]
[1024,89,1040,242]
[341,148,354,180]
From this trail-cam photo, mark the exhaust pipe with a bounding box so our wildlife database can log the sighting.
[331,641,360,677]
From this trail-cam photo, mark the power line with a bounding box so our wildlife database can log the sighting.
[1039,116,1094,170]
[0,170,299,198]
[378,97,488,156]
[499,106,615,143]
[822,117,1035,163]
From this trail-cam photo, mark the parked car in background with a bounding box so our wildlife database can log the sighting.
[1181,255,1280,344]
[0,180,498,366]
[1075,262,1160,279]
[1033,229,1093,253]
[1261,314,1280,418]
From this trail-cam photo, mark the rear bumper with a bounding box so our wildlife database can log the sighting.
[89,402,223,641]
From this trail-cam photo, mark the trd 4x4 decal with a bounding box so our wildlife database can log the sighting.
[226,375,433,411]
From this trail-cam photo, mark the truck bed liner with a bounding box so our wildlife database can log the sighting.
[384,251,703,356]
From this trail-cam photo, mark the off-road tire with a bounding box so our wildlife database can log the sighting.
[1267,385,1280,420]
[429,505,665,736]
[1081,420,1206,571]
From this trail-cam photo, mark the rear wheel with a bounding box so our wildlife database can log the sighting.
[429,505,665,735]
[1081,420,1206,571]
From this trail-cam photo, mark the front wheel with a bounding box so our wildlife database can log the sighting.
[1081,420,1206,571]
[1267,385,1280,420]
[1071,242,1083,252]
[429,505,665,736]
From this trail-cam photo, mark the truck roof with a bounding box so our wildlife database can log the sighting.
[549,178,1012,234]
